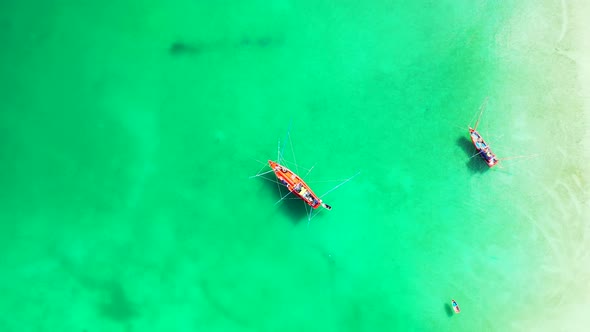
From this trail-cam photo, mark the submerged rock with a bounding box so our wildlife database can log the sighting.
[168,41,202,56]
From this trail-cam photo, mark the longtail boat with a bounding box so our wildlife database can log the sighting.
[251,126,359,221]
[268,160,332,210]
[469,128,498,167]
[469,97,499,167]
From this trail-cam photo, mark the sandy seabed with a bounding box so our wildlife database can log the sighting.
[500,0,590,331]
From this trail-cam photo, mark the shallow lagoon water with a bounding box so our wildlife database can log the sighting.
[1,1,588,331]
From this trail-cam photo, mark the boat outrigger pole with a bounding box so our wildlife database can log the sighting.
[473,96,489,131]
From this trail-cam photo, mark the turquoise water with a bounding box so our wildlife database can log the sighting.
[1,1,586,331]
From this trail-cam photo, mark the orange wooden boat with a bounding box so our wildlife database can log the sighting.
[469,128,498,167]
[268,160,332,210]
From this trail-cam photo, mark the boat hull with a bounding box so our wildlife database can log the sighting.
[469,128,499,167]
[452,299,461,313]
[268,160,323,209]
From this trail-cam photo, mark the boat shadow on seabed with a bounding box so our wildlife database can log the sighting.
[444,302,455,317]
[456,136,489,174]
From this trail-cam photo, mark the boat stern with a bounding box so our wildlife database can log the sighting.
[487,158,499,167]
